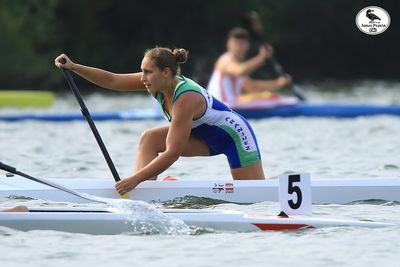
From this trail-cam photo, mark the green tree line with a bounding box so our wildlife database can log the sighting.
[0,0,399,89]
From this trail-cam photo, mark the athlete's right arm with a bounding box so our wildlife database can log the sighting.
[54,54,146,91]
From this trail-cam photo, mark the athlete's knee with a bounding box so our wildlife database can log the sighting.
[139,129,155,146]
[138,128,165,151]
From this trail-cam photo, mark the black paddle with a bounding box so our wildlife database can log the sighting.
[242,11,307,101]
[0,162,108,204]
[59,58,128,198]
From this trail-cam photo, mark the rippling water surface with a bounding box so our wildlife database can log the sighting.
[1,81,400,267]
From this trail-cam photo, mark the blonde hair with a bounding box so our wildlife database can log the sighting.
[144,47,188,76]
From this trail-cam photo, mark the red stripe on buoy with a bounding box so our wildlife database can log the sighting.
[253,224,315,231]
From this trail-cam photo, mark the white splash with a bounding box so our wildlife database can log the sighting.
[106,198,192,235]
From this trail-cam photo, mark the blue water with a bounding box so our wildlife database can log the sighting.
[1,81,400,267]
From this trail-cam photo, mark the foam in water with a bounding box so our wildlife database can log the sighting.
[105,198,192,235]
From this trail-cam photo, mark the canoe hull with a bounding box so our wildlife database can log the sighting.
[0,208,394,235]
[1,177,399,204]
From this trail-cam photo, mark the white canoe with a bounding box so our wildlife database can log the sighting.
[1,177,400,204]
[0,207,394,235]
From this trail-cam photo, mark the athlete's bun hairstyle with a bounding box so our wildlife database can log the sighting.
[172,48,188,64]
[145,47,188,76]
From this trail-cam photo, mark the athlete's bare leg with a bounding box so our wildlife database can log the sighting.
[134,126,210,179]
[135,126,265,180]
[230,160,265,180]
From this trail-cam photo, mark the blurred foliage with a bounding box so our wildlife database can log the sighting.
[0,0,399,89]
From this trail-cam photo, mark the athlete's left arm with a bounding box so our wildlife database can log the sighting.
[115,93,199,194]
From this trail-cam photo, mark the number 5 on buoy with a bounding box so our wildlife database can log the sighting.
[279,173,312,215]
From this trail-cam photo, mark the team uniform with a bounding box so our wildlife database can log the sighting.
[207,53,245,104]
[154,75,261,169]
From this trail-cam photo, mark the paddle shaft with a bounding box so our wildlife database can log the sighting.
[0,162,107,204]
[242,12,307,101]
[59,60,120,182]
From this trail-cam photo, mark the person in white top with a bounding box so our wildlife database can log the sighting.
[207,27,292,104]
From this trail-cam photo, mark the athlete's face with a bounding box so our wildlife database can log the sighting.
[141,56,171,95]
[227,37,250,60]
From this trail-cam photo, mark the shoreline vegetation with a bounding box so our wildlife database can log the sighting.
[0,0,399,89]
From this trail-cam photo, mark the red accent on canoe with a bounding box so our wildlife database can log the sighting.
[253,223,315,231]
